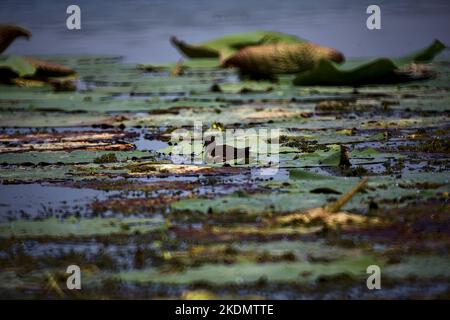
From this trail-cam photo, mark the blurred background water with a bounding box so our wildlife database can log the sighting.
[0,0,449,63]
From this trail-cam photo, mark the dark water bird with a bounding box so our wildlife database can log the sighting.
[203,136,251,164]
[0,24,31,54]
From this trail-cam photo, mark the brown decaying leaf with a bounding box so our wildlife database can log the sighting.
[123,163,245,176]
[91,195,189,214]
[9,78,46,87]
[0,24,31,54]
[25,57,76,77]
[170,60,186,76]
[0,131,136,153]
[273,207,381,229]
[0,131,135,144]
[273,178,380,229]
[222,43,345,75]
[0,141,134,153]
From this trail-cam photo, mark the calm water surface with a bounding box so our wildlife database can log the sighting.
[0,0,449,63]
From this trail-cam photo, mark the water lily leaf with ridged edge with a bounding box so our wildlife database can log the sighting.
[293,40,446,86]
[171,31,307,60]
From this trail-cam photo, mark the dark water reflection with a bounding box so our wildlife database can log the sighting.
[0,0,449,63]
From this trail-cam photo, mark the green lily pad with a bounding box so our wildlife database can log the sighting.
[0,150,153,165]
[294,40,446,86]
[0,55,36,78]
[117,254,381,285]
[171,31,306,60]
[0,111,117,127]
[0,217,166,238]
[0,166,71,182]
[384,256,450,279]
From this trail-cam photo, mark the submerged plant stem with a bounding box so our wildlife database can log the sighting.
[325,177,369,213]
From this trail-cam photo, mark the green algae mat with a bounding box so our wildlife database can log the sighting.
[0,54,449,299]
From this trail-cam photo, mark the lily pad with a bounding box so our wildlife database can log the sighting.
[293,40,446,86]
[171,31,306,60]
[0,55,36,78]
[117,255,381,285]
[0,217,166,238]
[0,150,153,165]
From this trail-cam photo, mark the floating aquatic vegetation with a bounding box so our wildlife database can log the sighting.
[0,150,152,165]
[171,31,306,60]
[0,55,35,78]
[170,32,445,84]
[0,216,166,238]
[0,130,137,153]
[0,50,449,299]
[117,255,381,285]
[0,55,76,84]
[93,153,118,164]
[0,25,76,86]
[293,40,446,86]
[223,42,344,77]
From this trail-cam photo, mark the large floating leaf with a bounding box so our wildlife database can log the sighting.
[0,217,166,238]
[395,39,447,64]
[0,46,449,300]
[0,55,74,83]
[294,40,446,86]
[0,55,36,78]
[171,31,306,60]
[0,150,152,165]
[0,111,117,127]
[118,255,381,285]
